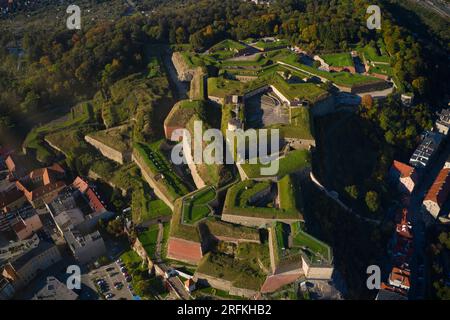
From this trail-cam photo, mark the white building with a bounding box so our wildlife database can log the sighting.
[435,109,450,136]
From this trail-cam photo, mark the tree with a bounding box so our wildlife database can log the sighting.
[365,191,380,213]
[412,76,428,96]
[107,219,123,237]
[361,94,374,109]
[135,280,152,297]
[345,185,359,200]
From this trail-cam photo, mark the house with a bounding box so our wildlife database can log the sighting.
[33,276,78,300]
[0,187,26,212]
[389,160,419,194]
[401,93,414,107]
[15,164,66,208]
[5,154,32,180]
[1,240,62,290]
[409,131,443,169]
[0,233,40,266]
[435,109,450,136]
[422,168,450,220]
[396,209,413,240]
[47,191,108,265]
[0,277,15,300]
[376,283,407,300]
[64,229,106,265]
[10,206,43,240]
[388,267,411,291]
[445,155,450,169]
[184,278,196,293]
[73,177,106,214]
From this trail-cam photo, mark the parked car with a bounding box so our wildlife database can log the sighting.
[105,293,114,300]
[126,276,132,282]
[114,282,123,290]
[120,266,127,273]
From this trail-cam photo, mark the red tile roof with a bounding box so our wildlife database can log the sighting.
[73,177,89,193]
[85,188,106,213]
[424,168,450,206]
[389,267,411,289]
[391,160,415,178]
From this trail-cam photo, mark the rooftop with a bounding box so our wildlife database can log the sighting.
[391,160,415,178]
[33,276,78,300]
[424,168,450,206]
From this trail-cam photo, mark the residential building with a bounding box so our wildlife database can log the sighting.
[0,276,15,300]
[5,154,32,180]
[33,276,78,300]
[10,206,43,240]
[15,164,66,208]
[422,168,450,219]
[435,108,450,136]
[396,209,413,240]
[73,177,107,214]
[409,131,443,169]
[64,229,106,265]
[184,278,196,293]
[0,187,26,212]
[389,160,419,194]
[0,233,40,267]
[445,155,450,169]
[1,240,62,290]
[388,267,411,291]
[400,93,414,107]
[376,283,407,300]
[46,190,108,265]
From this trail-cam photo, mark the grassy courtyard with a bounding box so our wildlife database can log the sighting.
[182,187,216,224]
[240,149,311,179]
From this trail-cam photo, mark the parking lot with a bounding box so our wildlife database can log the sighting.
[87,260,135,300]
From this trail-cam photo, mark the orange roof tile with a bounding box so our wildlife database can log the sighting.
[424,168,450,206]
[391,160,415,178]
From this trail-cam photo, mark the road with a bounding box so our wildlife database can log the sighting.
[407,143,450,299]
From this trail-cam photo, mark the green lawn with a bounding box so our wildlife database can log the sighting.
[291,224,332,264]
[240,149,311,179]
[271,74,329,103]
[182,187,216,224]
[138,225,160,258]
[279,52,382,87]
[223,179,302,220]
[86,125,131,153]
[321,52,353,67]
[133,140,190,199]
[254,39,289,51]
[196,252,266,291]
[278,175,298,211]
[203,219,260,242]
